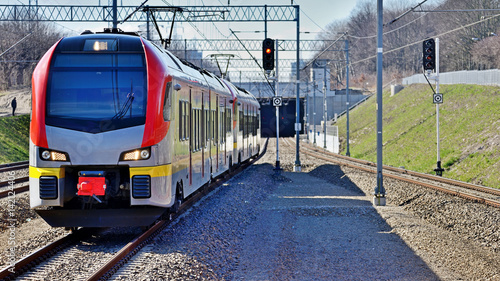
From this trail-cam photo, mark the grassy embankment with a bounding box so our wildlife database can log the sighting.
[0,114,30,164]
[337,83,500,189]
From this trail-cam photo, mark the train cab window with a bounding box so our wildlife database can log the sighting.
[163,82,172,121]
[46,53,147,133]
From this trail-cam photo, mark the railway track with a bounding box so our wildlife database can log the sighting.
[284,137,500,208]
[0,161,28,173]
[0,160,29,199]
[0,140,268,281]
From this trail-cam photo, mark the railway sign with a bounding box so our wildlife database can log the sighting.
[433,93,443,104]
[272,96,283,107]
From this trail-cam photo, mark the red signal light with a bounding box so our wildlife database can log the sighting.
[262,38,275,70]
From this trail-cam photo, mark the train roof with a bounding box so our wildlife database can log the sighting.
[59,32,258,107]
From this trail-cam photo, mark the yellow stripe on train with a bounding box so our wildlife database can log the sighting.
[130,164,172,178]
[29,166,65,178]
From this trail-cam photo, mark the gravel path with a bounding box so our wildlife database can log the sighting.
[110,138,500,280]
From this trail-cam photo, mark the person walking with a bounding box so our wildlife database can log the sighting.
[11,97,17,116]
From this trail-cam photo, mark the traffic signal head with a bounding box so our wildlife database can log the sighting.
[262,38,275,70]
[423,38,435,71]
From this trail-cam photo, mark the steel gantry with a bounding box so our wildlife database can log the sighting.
[0,3,305,171]
[0,5,297,22]
[169,39,344,52]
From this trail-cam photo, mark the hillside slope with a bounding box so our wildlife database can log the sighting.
[0,114,30,164]
[336,84,500,189]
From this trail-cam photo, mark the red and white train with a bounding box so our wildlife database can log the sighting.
[29,30,261,227]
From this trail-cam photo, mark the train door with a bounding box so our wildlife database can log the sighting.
[204,91,210,179]
[221,98,227,167]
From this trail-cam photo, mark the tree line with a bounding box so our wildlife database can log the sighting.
[310,0,500,89]
[0,21,63,90]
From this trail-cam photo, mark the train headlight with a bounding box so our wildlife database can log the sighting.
[41,150,51,160]
[120,147,151,161]
[40,149,69,161]
[140,149,150,159]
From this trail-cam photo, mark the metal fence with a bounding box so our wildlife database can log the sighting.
[402,69,500,86]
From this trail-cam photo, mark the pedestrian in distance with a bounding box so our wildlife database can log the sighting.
[11,97,17,116]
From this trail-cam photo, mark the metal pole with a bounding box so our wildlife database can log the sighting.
[313,77,317,145]
[264,5,268,39]
[323,64,327,149]
[374,0,386,206]
[112,0,118,29]
[275,39,281,170]
[184,39,188,60]
[435,37,444,176]
[345,39,351,157]
[146,6,150,40]
[306,80,309,142]
[294,5,301,172]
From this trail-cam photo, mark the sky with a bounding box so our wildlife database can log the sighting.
[3,0,363,38]
[1,0,429,78]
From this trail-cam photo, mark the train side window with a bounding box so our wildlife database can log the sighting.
[226,108,231,134]
[198,109,202,150]
[205,109,209,143]
[179,100,183,140]
[239,109,243,132]
[163,82,172,121]
[212,110,216,143]
[192,109,196,151]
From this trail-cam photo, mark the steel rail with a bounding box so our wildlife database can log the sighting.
[0,160,29,173]
[0,229,94,280]
[286,138,500,209]
[0,181,29,199]
[301,141,500,198]
[86,138,269,281]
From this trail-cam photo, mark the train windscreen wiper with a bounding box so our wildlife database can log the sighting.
[113,81,135,120]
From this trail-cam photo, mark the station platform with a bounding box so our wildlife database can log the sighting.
[232,170,439,280]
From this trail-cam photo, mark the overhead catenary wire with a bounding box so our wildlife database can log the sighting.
[230,29,274,97]
[160,0,244,76]
[0,32,32,58]
[351,12,500,66]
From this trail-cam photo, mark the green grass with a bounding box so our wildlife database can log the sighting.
[336,83,500,188]
[0,114,30,164]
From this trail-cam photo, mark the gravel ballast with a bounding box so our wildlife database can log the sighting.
[2,138,500,280]
[111,139,500,280]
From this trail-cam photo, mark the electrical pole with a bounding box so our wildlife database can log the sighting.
[434,38,444,176]
[313,74,317,145]
[374,0,386,206]
[294,6,301,172]
[345,39,351,157]
[275,39,281,170]
[112,0,118,30]
[323,64,327,150]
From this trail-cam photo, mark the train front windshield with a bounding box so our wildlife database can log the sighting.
[46,52,147,133]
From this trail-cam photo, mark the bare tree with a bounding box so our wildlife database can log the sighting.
[0,20,63,90]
